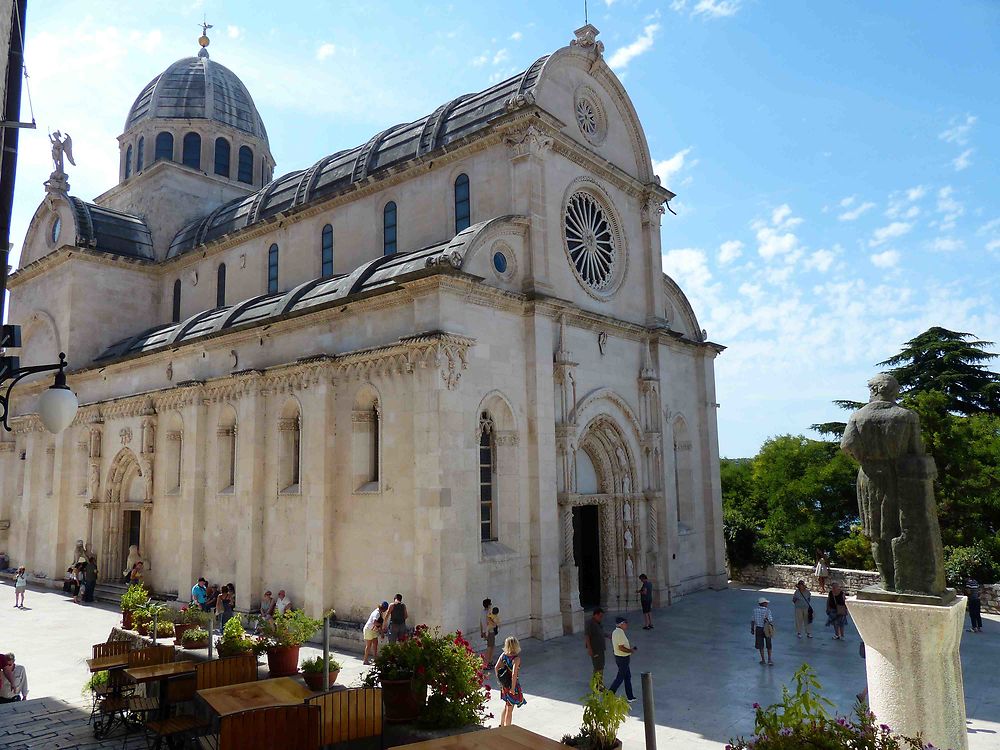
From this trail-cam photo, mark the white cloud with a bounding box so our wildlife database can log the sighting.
[694,0,741,17]
[838,201,875,222]
[127,29,162,54]
[939,114,976,146]
[492,49,509,65]
[226,25,243,39]
[509,31,522,41]
[839,195,855,208]
[316,43,336,61]
[870,249,901,268]
[936,186,964,228]
[653,147,693,185]
[471,53,489,67]
[805,248,835,273]
[607,23,659,71]
[662,248,713,293]
[869,222,912,247]
[952,148,973,171]
[885,186,925,219]
[976,218,1000,253]
[906,186,926,202]
[752,205,803,260]
[718,240,743,265]
[927,237,964,253]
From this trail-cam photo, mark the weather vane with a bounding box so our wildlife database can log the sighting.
[198,16,213,56]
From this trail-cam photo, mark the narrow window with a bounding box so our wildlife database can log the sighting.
[172,279,181,323]
[279,402,301,492]
[480,413,496,542]
[371,404,380,483]
[238,145,253,184]
[155,132,174,162]
[125,145,133,179]
[136,137,145,171]
[217,408,238,492]
[216,263,227,307]
[268,244,279,293]
[383,201,397,256]
[182,132,201,169]
[352,396,380,491]
[214,137,231,177]
[454,173,471,233]
[321,224,334,277]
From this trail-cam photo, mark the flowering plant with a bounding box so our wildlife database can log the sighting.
[177,605,208,625]
[363,625,491,729]
[728,665,928,750]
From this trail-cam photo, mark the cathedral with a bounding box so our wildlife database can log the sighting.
[0,25,726,638]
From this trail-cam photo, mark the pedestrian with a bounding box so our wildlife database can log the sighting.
[966,577,983,633]
[751,596,775,666]
[495,636,526,726]
[13,566,27,608]
[126,561,144,586]
[83,556,98,603]
[191,577,209,611]
[386,593,408,643]
[480,598,496,670]
[792,580,813,639]
[826,581,848,640]
[637,574,654,629]
[0,653,20,698]
[363,602,389,665]
[584,607,610,682]
[814,550,830,594]
[215,585,235,632]
[72,564,84,604]
[607,616,638,702]
[0,653,27,703]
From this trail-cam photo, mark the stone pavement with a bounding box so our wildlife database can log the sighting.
[1,580,998,748]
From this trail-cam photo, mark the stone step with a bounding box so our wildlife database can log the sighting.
[94,582,126,605]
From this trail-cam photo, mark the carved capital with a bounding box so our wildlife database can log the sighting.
[504,125,554,159]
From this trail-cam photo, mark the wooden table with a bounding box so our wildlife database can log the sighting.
[125,661,197,684]
[87,654,129,672]
[394,726,567,750]
[197,677,312,717]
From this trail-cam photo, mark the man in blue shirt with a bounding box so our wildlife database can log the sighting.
[191,577,209,611]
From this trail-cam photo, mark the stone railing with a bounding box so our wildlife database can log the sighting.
[731,563,1000,614]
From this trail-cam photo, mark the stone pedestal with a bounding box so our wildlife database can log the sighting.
[847,595,968,750]
[560,564,584,634]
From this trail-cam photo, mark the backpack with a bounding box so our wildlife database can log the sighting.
[496,657,513,689]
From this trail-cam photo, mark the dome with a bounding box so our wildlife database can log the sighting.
[124,54,268,141]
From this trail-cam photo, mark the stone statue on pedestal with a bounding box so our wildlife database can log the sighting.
[841,373,950,601]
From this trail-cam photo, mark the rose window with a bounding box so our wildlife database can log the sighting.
[576,98,598,137]
[564,191,617,291]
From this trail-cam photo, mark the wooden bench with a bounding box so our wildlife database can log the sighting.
[305,687,383,749]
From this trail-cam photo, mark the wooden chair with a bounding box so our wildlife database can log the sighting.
[89,640,133,723]
[93,641,131,658]
[127,645,175,669]
[217,705,320,750]
[196,653,258,690]
[306,687,383,749]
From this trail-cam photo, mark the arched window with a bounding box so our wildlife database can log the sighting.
[136,137,145,171]
[238,145,253,184]
[182,132,201,169]
[352,392,380,492]
[479,412,497,541]
[216,263,227,307]
[218,406,237,493]
[279,400,302,493]
[214,137,230,177]
[673,417,695,530]
[267,244,279,293]
[125,145,133,179]
[171,279,181,323]
[165,412,183,494]
[155,132,173,162]
[321,224,334,277]
[383,201,397,256]
[454,173,471,233]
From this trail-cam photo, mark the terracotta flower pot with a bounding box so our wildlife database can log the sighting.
[136,621,149,636]
[122,610,134,630]
[382,679,428,723]
[303,669,340,691]
[174,623,195,644]
[266,645,301,678]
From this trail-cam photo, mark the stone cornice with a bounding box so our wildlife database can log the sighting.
[7,246,157,288]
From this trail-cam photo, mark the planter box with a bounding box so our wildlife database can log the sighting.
[303,669,340,691]
[382,679,428,724]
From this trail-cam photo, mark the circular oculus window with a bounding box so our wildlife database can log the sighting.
[564,191,619,293]
[492,251,508,275]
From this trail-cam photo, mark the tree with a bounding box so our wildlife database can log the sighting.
[878,327,1000,416]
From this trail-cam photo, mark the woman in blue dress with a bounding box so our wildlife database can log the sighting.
[495,636,526,727]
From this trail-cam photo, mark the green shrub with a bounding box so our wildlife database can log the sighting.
[300,655,342,674]
[580,672,629,750]
[181,627,209,645]
[833,525,876,571]
[217,616,262,656]
[257,609,323,648]
[120,583,149,612]
[723,508,759,570]
[82,670,108,696]
[944,541,1000,586]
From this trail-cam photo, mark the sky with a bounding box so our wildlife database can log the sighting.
[6,1,1000,458]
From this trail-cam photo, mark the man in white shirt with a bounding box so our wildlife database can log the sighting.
[607,617,637,702]
[0,654,28,702]
[363,602,389,665]
[274,590,293,615]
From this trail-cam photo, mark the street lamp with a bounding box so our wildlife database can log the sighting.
[1,340,79,433]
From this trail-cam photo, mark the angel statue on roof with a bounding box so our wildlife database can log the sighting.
[49,130,75,175]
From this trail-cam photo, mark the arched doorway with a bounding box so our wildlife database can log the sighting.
[100,448,151,583]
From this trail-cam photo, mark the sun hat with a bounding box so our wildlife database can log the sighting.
[757,596,769,605]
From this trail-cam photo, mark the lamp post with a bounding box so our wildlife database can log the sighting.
[0,343,79,433]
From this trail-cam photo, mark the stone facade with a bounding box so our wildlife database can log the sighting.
[0,27,728,640]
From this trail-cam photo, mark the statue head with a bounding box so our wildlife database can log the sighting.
[867,373,900,403]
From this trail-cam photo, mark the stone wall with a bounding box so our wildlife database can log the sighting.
[731,564,1000,614]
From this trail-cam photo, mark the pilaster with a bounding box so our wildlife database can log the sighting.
[235,383,267,612]
[176,398,208,594]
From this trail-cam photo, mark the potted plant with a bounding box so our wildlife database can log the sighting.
[181,627,210,649]
[216,616,261,658]
[120,583,149,630]
[300,656,342,691]
[257,610,322,678]
[131,600,166,636]
[173,605,207,643]
[562,674,629,749]
[155,619,175,638]
[362,625,490,727]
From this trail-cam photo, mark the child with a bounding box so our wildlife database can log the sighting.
[488,606,501,636]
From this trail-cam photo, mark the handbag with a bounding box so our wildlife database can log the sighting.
[807,605,814,624]
[763,621,775,639]
[497,658,513,689]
